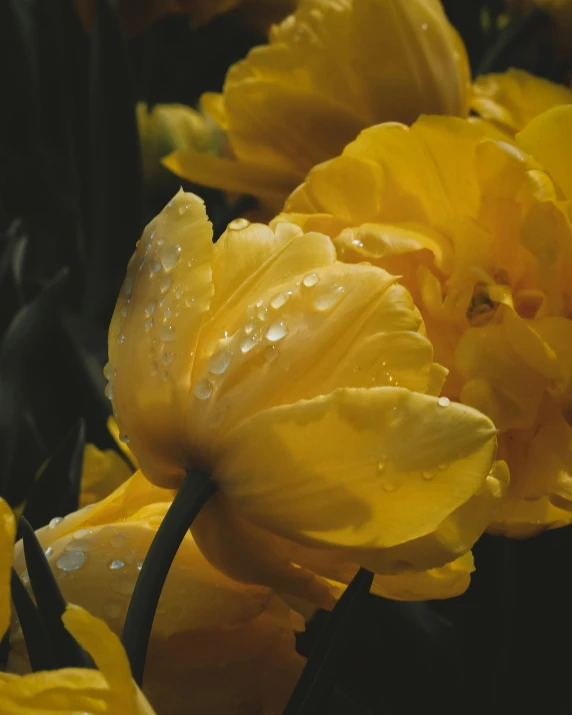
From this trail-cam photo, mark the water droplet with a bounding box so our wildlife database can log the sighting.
[257,306,268,321]
[103,363,111,379]
[103,600,123,619]
[256,299,264,308]
[270,291,291,310]
[109,559,124,571]
[56,550,86,572]
[376,458,386,475]
[21,570,29,584]
[157,238,164,246]
[67,538,94,552]
[117,332,125,345]
[381,476,398,492]
[111,577,137,597]
[422,471,436,481]
[49,517,63,529]
[74,529,92,539]
[144,301,156,316]
[150,262,161,274]
[313,285,345,312]
[193,378,213,400]
[123,276,134,296]
[163,307,172,321]
[162,352,174,366]
[302,273,319,287]
[158,325,175,342]
[137,561,143,571]
[160,245,181,272]
[265,321,288,342]
[240,336,258,353]
[208,349,232,375]
[105,382,113,400]
[168,199,174,207]
[119,433,130,444]
[184,296,195,307]
[111,533,128,548]
[160,277,173,294]
[244,320,256,335]
[351,238,363,249]
[151,361,158,376]
[144,318,154,330]
[45,546,53,558]
[438,396,451,407]
[228,218,250,231]
[421,22,428,30]
[120,304,129,318]
[162,370,169,381]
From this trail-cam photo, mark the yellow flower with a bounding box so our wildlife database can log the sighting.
[106,189,500,604]
[471,68,572,134]
[278,105,572,537]
[137,103,223,192]
[0,498,156,714]
[11,473,305,715]
[164,0,471,212]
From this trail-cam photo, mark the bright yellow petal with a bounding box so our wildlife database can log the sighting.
[108,191,214,487]
[107,416,138,469]
[471,69,572,134]
[0,498,15,639]
[517,104,572,199]
[80,443,133,507]
[213,387,497,571]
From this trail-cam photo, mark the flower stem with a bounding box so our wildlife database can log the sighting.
[121,467,216,686]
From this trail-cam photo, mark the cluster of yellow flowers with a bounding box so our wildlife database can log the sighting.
[3,0,572,713]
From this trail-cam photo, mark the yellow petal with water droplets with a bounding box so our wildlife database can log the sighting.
[472,69,572,133]
[108,191,214,487]
[213,388,497,558]
[107,416,138,469]
[0,498,15,639]
[188,261,441,446]
[517,104,572,200]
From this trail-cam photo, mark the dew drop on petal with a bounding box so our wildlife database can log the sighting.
[49,517,63,529]
[184,296,195,307]
[313,285,345,312]
[244,320,256,335]
[103,362,111,379]
[255,299,264,308]
[438,396,451,407]
[193,378,213,400]
[111,577,137,597]
[105,382,113,400]
[144,301,156,316]
[162,352,174,366]
[119,434,130,444]
[302,273,319,287]
[228,218,250,231]
[67,538,94,552]
[208,349,232,375]
[117,332,125,345]
[158,325,175,342]
[144,318,154,330]
[160,277,173,294]
[257,306,268,321]
[151,361,158,376]
[74,529,92,539]
[270,291,291,310]
[21,570,29,584]
[376,457,386,475]
[381,476,398,492]
[103,600,123,619]
[137,561,143,571]
[150,262,161,274]
[44,546,53,558]
[160,245,181,272]
[111,533,128,548]
[109,559,124,571]
[422,471,436,481]
[120,305,129,318]
[123,276,134,297]
[240,336,258,353]
[265,321,288,342]
[56,550,86,572]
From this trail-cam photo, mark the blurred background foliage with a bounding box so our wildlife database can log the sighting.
[0,1,571,713]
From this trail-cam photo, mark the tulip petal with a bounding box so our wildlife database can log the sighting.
[214,388,497,560]
[517,104,572,199]
[108,191,214,485]
[472,69,572,134]
[0,498,15,638]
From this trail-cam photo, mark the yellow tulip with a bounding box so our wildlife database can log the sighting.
[471,68,572,134]
[0,498,156,714]
[11,473,304,715]
[164,0,471,212]
[106,188,500,603]
[278,105,572,536]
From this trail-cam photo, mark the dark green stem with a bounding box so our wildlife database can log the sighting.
[121,468,216,686]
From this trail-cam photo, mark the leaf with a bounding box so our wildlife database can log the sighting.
[84,0,142,324]
[11,567,55,672]
[20,517,92,669]
[0,410,45,509]
[23,419,85,529]
[283,569,373,715]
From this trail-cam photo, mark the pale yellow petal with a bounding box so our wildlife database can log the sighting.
[517,104,572,199]
[80,444,133,507]
[108,191,214,486]
[472,69,572,133]
[213,387,497,567]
